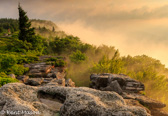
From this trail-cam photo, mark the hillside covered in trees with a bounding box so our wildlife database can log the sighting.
[0,5,168,113]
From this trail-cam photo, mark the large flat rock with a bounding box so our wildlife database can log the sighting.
[0,83,150,116]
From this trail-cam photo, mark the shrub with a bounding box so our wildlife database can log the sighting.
[0,72,8,78]
[0,55,17,70]
[17,55,39,64]
[70,50,87,63]
[46,57,67,67]
[0,77,19,87]
[7,64,29,75]
[55,59,66,67]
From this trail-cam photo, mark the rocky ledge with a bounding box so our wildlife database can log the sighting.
[90,73,168,116]
[0,83,150,116]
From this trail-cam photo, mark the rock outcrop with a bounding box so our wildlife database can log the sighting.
[90,73,168,116]
[0,83,150,116]
[90,73,145,93]
[21,56,75,87]
[0,83,57,116]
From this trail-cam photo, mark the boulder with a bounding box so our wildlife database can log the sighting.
[135,95,166,109]
[16,75,29,83]
[90,73,145,93]
[150,108,168,116]
[101,80,123,94]
[39,86,150,116]
[90,74,108,89]
[8,74,16,79]
[0,83,57,116]
[125,99,151,114]
[45,78,65,86]
[122,92,167,116]
[65,79,75,87]
[27,62,54,78]
[26,78,44,86]
[0,83,150,116]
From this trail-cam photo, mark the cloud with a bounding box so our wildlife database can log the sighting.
[1,0,168,66]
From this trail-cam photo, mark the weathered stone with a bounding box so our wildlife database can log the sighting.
[26,78,44,86]
[90,74,108,89]
[90,73,145,93]
[0,83,57,116]
[125,99,151,114]
[45,78,65,87]
[65,79,75,87]
[0,101,6,106]
[27,62,54,78]
[101,80,123,94]
[29,72,43,78]
[16,75,29,83]
[150,108,168,116]
[8,74,16,79]
[122,92,166,109]
[46,73,54,78]
[0,83,151,116]
[39,86,150,116]
[136,95,166,108]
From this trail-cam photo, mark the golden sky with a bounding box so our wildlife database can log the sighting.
[1,0,168,66]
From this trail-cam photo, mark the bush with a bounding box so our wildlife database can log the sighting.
[0,72,8,78]
[46,57,66,67]
[17,55,39,64]
[55,59,66,67]
[7,64,29,75]
[70,50,87,63]
[90,51,125,74]
[0,77,19,87]
[0,54,17,70]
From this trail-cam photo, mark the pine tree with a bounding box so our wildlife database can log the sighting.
[52,26,55,32]
[18,4,35,42]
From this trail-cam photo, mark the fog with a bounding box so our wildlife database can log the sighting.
[1,0,168,66]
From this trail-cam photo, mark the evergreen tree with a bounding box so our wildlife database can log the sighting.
[52,26,55,32]
[18,4,35,42]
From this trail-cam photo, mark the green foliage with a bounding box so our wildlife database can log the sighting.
[17,5,47,53]
[46,57,67,67]
[70,50,87,63]
[18,55,39,64]
[0,72,8,78]
[0,18,19,34]
[0,53,40,76]
[0,77,19,87]
[0,54,17,70]
[55,59,66,67]
[18,4,35,42]
[0,72,19,87]
[7,64,29,75]
[90,51,125,74]
[49,35,92,55]
[7,38,32,52]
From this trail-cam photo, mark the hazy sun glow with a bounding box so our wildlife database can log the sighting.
[1,0,168,66]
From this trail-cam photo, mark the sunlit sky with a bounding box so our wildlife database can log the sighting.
[1,0,168,67]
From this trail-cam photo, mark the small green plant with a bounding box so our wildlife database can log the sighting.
[0,77,19,87]
[0,55,17,69]
[46,57,66,67]
[0,72,8,78]
[140,91,146,95]
[70,50,87,63]
[18,55,39,64]
[55,59,66,67]
[7,64,29,75]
